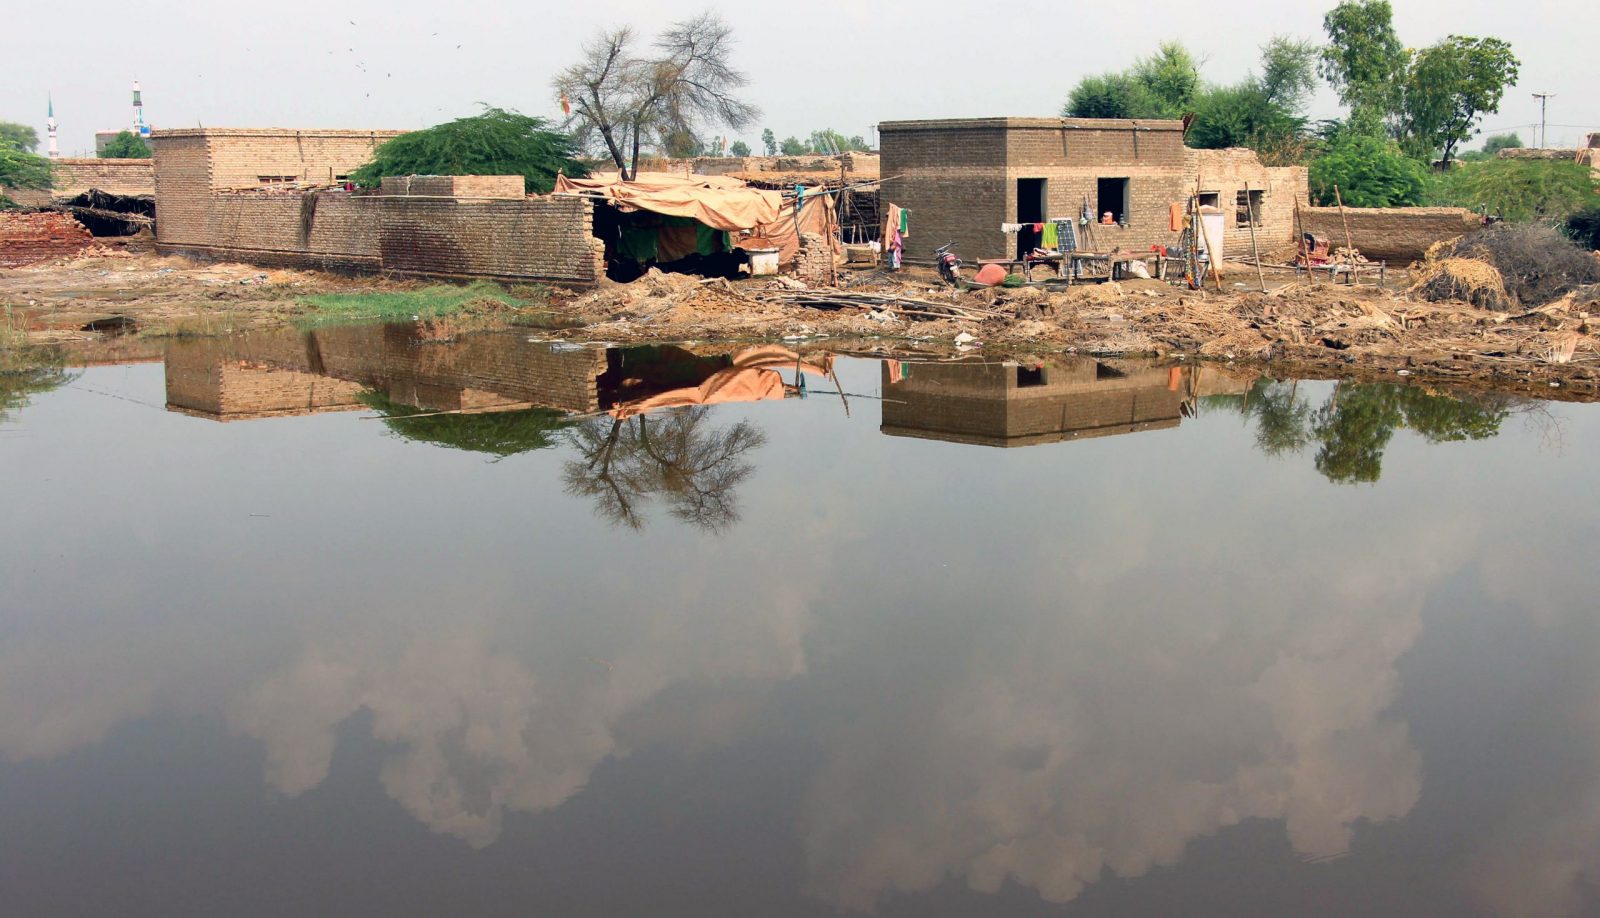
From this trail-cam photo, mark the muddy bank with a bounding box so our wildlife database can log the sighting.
[4,251,1598,397]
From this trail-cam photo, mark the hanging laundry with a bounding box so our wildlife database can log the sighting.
[1041,222,1059,248]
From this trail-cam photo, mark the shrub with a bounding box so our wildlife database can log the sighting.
[1429,159,1600,223]
[1309,135,1428,207]
[348,107,585,195]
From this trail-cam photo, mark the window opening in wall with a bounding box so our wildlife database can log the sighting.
[1016,178,1047,259]
[1016,365,1047,388]
[1197,191,1220,208]
[1097,177,1129,225]
[1236,189,1264,226]
[257,175,297,185]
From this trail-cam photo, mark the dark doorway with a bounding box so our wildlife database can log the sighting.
[1097,177,1129,225]
[1016,178,1046,259]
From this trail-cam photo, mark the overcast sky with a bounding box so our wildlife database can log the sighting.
[6,0,1595,156]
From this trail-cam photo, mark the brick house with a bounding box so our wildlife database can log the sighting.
[150,127,603,285]
[879,117,1307,263]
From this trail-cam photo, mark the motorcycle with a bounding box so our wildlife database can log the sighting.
[934,242,963,286]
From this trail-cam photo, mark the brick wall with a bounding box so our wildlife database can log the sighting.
[1299,206,1484,263]
[882,118,1258,261]
[379,175,525,199]
[152,128,600,286]
[794,232,837,286]
[1186,149,1308,253]
[880,358,1185,446]
[164,325,610,420]
[377,196,600,284]
[0,211,95,266]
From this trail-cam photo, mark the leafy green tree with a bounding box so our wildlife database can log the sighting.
[1064,73,1153,119]
[1483,132,1523,155]
[0,144,52,196]
[729,140,751,157]
[1430,159,1600,222]
[778,136,806,156]
[0,122,40,153]
[98,130,151,159]
[761,128,776,156]
[348,107,585,194]
[1064,42,1200,120]
[1,348,76,427]
[363,392,572,457]
[1397,36,1519,164]
[1319,0,1408,130]
[1259,36,1321,110]
[1309,133,1428,206]
[805,129,869,154]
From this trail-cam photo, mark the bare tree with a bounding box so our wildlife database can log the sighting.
[554,12,759,180]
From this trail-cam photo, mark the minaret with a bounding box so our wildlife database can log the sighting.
[46,94,59,158]
[132,80,149,138]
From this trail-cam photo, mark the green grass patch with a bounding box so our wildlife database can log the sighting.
[296,281,547,327]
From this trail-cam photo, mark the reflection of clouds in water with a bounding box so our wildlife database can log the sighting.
[0,648,159,763]
[797,515,1465,912]
[229,580,816,848]
[1466,535,1600,918]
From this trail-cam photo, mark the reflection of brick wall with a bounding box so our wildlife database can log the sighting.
[163,326,610,420]
[1299,207,1484,263]
[881,359,1184,447]
[164,338,368,420]
[0,211,95,266]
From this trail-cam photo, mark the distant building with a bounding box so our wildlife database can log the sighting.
[878,117,1307,263]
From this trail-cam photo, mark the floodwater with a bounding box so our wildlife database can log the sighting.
[3,324,1599,917]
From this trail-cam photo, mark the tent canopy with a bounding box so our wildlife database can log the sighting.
[555,171,783,232]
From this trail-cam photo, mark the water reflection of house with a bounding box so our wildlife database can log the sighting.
[163,325,818,423]
[880,358,1247,448]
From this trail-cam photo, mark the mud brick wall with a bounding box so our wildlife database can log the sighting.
[881,118,1194,262]
[379,175,524,199]
[377,196,600,285]
[0,211,95,266]
[880,120,1009,263]
[1299,207,1485,263]
[2,158,155,206]
[160,191,382,272]
[153,128,402,248]
[1186,149,1308,253]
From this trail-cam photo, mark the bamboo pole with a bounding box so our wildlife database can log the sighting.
[1245,181,1267,293]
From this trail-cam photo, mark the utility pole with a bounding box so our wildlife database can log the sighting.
[1531,92,1555,148]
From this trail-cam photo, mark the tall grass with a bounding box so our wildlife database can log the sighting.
[296,281,545,326]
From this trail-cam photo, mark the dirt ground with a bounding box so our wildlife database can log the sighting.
[4,250,1599,398]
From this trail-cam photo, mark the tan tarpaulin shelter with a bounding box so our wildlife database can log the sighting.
[555,172,783,232]
[610,346,834,419]
[745,194,842,264]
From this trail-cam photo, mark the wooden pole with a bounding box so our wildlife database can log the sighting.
[1333,184,1354,253]
[1245,181,1267,292]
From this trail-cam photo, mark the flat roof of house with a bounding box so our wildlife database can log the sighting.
[878,117,1185,133]
[150,128,406,139]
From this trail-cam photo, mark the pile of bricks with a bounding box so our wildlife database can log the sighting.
[794,232,837,286]
[0,211,94,267]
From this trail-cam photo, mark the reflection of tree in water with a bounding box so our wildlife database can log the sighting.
[361,391,572,458]
[1,348,77,426]
[1212,379,1513,484]
[563,408,767,532]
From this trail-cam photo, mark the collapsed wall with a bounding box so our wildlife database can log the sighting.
[0,211,95,266]
[1299,207,1485,264]
[1,158,155,208]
